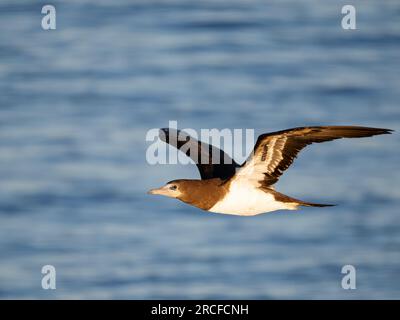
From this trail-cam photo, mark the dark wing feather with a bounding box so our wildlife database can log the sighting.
[238,126,392,186]
[159,128,239,180]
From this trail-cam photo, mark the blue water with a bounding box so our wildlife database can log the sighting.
[0,0,399,299]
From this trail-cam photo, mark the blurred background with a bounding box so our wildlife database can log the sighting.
[0,0,399,299]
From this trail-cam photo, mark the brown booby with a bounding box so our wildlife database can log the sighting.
[148,126,392,216]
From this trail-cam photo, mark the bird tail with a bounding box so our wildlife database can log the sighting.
[269,189,336,208]
[298,201,336,208]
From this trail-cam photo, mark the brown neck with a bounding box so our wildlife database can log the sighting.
[177,178,230,210]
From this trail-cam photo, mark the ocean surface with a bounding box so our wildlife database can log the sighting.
[0,0,399,299]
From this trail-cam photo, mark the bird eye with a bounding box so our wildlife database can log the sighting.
[169,185,177,191]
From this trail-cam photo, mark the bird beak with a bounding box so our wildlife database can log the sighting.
[147,186,171,196]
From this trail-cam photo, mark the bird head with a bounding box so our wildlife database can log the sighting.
[147,180,183,199]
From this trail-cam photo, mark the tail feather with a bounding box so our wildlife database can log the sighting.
[300,201,336,208]
[269,189,336,208]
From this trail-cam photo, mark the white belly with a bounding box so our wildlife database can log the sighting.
[209,180,297,216]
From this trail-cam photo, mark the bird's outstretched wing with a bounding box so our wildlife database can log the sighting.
[237,126,392,186]
[159,128,239,180]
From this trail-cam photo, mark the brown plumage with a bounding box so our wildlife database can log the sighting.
[170,178,230,210]
[149,126,392,216]
[245,126,393,186]
[159,128,239,180]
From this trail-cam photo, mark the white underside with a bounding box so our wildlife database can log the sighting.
[209,179,298,216]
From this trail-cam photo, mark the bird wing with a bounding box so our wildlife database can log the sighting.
[159,128,239,180]
[236,126,392,186]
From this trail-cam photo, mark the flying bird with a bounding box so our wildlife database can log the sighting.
[148,126,392,216]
